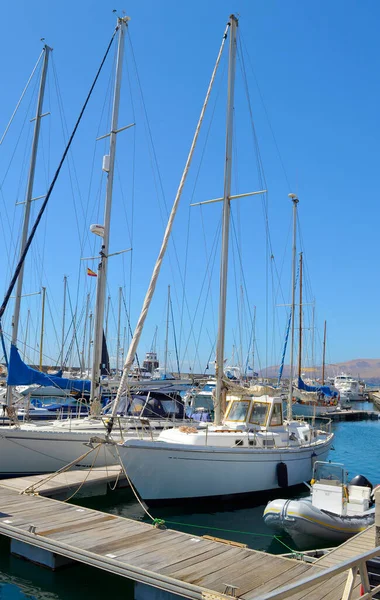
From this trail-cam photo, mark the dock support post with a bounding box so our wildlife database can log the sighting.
[376,488,380,547]
[11,539,75,570]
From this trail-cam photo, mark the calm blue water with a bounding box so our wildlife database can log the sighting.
[0,411,379,598]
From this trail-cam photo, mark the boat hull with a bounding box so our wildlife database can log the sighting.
[0,427,117,477]
[113,435,333,502]
[264,497,375,547]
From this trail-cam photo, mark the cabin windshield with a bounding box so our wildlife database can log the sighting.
[314,462,344,486]
[226,401,250,422]
[249,402,269,426]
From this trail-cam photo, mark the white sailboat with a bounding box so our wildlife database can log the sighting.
[0,16,159,476]
[110,14,334,503]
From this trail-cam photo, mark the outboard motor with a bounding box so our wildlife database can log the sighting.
[349,474,373,490]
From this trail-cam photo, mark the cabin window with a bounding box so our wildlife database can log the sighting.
[226,401,250,422]
[249,402,269,426]
[270,403,282,426]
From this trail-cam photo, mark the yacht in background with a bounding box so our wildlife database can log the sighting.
[334,374,362,401]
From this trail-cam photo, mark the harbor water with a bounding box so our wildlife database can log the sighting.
[0,410,379,599]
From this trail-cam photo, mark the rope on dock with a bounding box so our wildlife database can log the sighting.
[21,443,103,495]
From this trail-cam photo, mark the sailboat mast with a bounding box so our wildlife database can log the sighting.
[164,285,170,374]
[87,312,93,374]
[297,252,303,379]
[215,14,238,426]
[322,319,327,385]
[11,45,51,350]
[61,275,67,370]
[116,286,122,375]
[287,193,299,420]
[81,292,90,377]
[39,286,46,371]
[7,45,51,406]
[90,17,129,402]
[252,305,256,377]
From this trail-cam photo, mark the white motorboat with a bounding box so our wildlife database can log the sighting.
[264,461,375,547]
[111,394,333,503]
[334,374,362,401]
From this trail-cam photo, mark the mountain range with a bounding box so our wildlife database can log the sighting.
[260,359,380,383]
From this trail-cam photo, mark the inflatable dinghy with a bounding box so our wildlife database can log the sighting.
[264,461,376,547]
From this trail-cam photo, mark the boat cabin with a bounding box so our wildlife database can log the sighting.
[223,395,283,431]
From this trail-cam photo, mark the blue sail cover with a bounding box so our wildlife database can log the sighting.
[297,376,338,398]
[7,344,91,393]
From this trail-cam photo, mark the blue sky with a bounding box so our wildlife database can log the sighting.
[0,0,379,374]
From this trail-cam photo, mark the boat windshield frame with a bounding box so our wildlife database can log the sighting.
[313,461,345,486]
[249,401,270,426]
[225,400,251,422]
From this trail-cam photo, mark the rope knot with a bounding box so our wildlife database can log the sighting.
[152,518,166,529]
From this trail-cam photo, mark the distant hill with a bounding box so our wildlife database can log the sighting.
[260,359,380,383]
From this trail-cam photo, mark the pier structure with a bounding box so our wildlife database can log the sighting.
[0,470,378,598]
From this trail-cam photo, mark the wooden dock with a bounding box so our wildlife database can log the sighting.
[315,525,375,568]
[321,409,379,421]
[0,472,377,599]
[0,465,125,499]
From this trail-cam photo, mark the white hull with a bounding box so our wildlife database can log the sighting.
[264,497,375,546]
[0,426,118,476]
[114,436,333,502]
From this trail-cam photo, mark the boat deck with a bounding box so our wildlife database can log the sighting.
[0,472,373,600]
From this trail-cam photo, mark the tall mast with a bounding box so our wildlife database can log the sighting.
[90,17,129,402]
[81,292,90,377]
[116,286,122,375]
[287,193,299,421]
[87,312,93,375]
[214,15,238,426]
[252,305,256,377]
[7,45,50,405]
[311,300,315,378]
[322,320,327,385]
[297,252,303,379]
[164,285,170,374]
[39,286,46,371]
[11,45,51,349]
[61,275,67,370]
[23,309,30,361]
[105,295,111,341]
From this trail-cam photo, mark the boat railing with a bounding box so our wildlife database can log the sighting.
[253,543,380,600]
[294,414,333,435]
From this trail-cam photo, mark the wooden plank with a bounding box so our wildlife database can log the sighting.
[56,521,151,547]
[37,514,116,536]
[297,572,349,600]
[117,532,209,573]
[159,545,245,577]
[241,563,315,599]
[86,527,170,555]
[0,506,93,530]
[131,539,223,572]
[194,553,276,591]
[98,532,190,563]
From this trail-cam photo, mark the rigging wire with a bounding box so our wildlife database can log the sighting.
[0,27,118,322]
[0,49,44,145]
